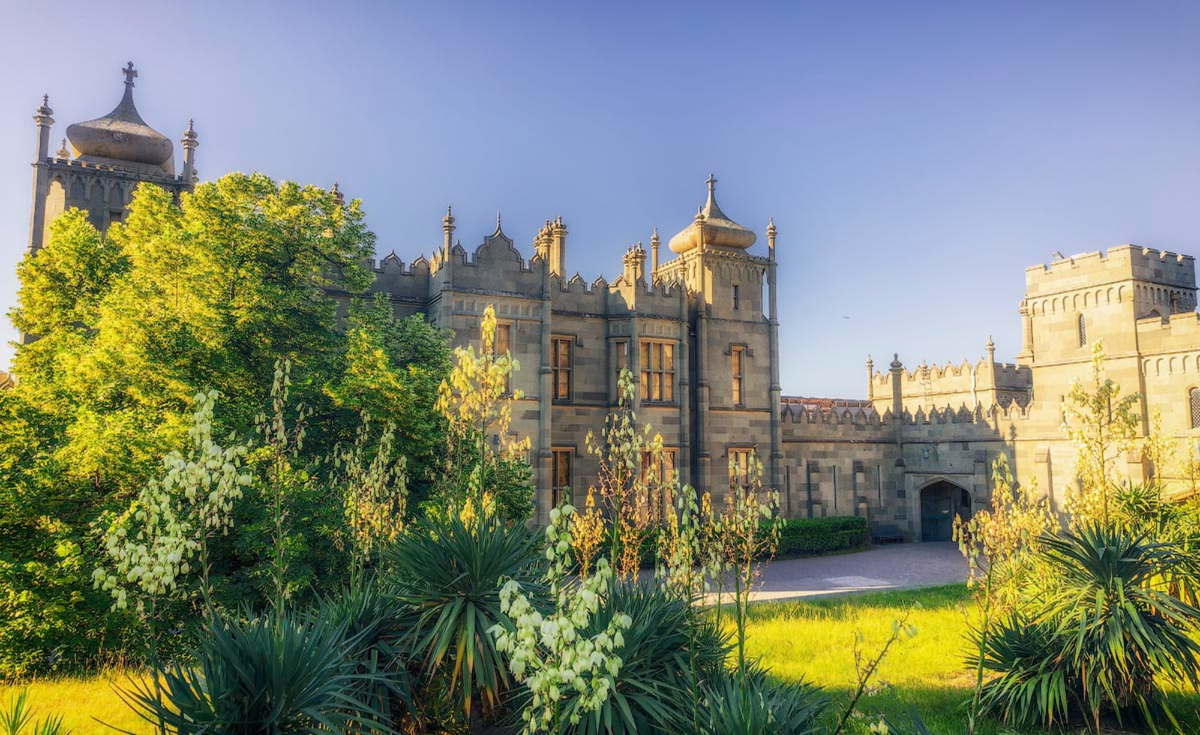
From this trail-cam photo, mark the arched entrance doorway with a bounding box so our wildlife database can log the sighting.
[920,481,972,542]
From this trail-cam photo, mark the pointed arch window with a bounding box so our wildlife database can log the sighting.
[1077,313,1087,348]
[1190,388,1200,430]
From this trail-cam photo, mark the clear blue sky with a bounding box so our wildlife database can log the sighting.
[2,1,1197,397]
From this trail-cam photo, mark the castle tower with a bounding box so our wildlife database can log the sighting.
[658,174,777,497]
[27,62,193,254]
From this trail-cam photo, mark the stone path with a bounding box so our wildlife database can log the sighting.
[734,543,968,604]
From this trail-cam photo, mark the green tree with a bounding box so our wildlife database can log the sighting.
[0,173,450,676]
[1062,340,1141,526]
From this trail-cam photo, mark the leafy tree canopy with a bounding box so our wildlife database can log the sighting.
[0,173,451,677]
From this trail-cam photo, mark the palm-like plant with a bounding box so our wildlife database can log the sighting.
[317,577,413,729]
[700,665,829,735]
[972,613,1072,727]
[975,524,1200,730]
[387,513,544,722]
[118,608,392,735]
[554,581,731,734]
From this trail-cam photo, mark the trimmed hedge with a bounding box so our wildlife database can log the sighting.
[774,516,870,558]
[592,515,871,569]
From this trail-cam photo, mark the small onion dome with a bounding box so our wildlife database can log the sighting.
[66,63,174,175]
[668,174,756,254]
[55,138,71,159]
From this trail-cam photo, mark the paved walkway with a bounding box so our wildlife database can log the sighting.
[735,543,968,603]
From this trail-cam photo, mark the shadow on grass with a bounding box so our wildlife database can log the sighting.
[777,679,1200,735]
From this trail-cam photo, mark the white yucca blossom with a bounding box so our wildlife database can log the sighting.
[93,390,251,610]
[492,504,631,733]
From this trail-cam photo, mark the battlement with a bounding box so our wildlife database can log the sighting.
[869,358,1031,392]
[779,399,1034,443]
[1136,310,1200,353]
[43,155,185,186]
[1025,245,1196,295]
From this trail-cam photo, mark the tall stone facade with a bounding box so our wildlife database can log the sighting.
[341,175,781,525]
[20,67,1200,537]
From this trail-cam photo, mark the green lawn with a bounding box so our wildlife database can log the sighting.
[0,673,152,735]
[742,584,1200,734]
[5,584,1200,734]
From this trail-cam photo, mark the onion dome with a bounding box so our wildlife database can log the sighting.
[668,174,757,254]
[66,62,174,175]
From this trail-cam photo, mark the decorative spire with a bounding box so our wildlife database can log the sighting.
[34,94,53,124]
[890,353,903,370]
[866,355,874,369]
[443,205,455,225]
[986,335,996,361]
[122,61,138,87]
[55,138,70,159]
[331,182,344,205]
[181,119,198,149]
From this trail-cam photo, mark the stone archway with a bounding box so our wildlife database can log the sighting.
[919,480,972,542]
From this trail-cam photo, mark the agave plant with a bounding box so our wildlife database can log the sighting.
[974,523,1200,730]
[553,581,732,734]
[118,608,392,735]
[700,664,829,735]
[387,512,545,722]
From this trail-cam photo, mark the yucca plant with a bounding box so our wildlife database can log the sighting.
[975,524,1200,731]
[317,577,413,729]
[552,581,731,734]
[1,690,70,735]
[118,608,392,735]
[700,665,829,735]
[972,612,1072,727]
[387,512,545,723]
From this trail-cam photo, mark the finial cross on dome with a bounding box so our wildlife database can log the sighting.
[122,62,138,86]
[706,173,717,193]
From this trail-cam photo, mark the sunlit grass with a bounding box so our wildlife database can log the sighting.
[740,584,1200,734]
[6,585,1200,734]
[0,672,153,735]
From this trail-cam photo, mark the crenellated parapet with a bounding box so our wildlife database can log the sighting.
[867,348,1032,413]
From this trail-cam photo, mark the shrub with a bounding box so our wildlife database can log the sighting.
[118,608,390,735]
[387,513,545,722]
[316,577,412,728]
[700,665,829,735]
[554,581,731,734]
[974,524,1200,730]
[774,517,870,557]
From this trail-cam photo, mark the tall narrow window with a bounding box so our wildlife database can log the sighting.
[732,284,740,311]
[552,448,573,506]
[491,322,512,393]
[494,323,511,357]
[614,340,628,379]
[552,337,572,401]
[732,347,745,406]
[1190,388,1200,430]
[639,340,676,402]
[641,447,678,518]
[729,448,753,490]
[1077,313,1087,348]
